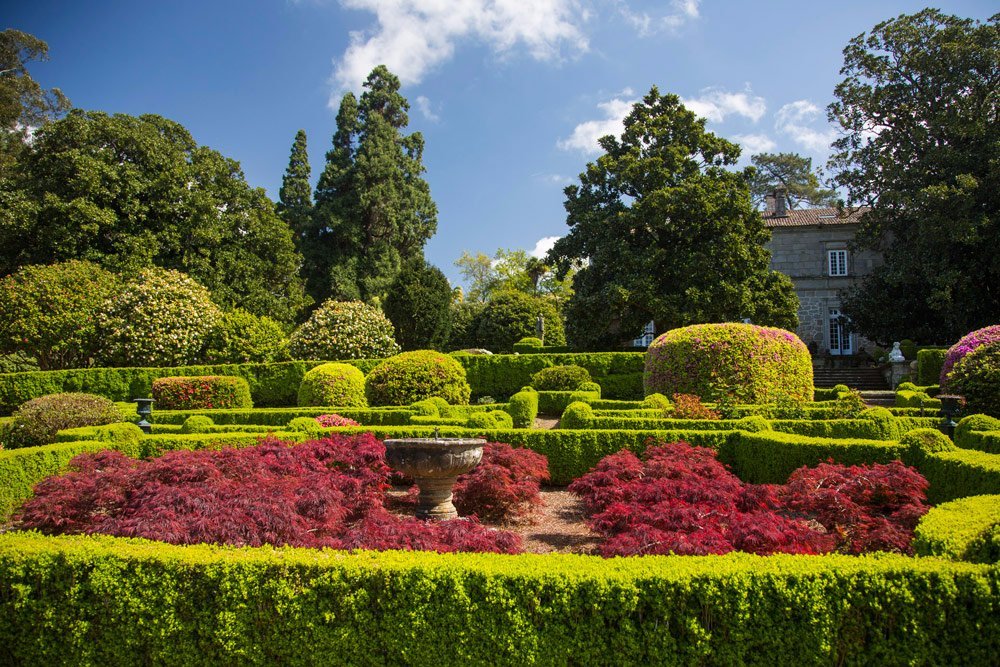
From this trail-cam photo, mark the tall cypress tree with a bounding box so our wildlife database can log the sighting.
[308,66,437,306]
[276,129,312,244]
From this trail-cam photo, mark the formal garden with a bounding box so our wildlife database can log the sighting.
[2,8,999,665]
[1,316,999,664]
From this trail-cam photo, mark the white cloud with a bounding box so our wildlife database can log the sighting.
[534,173,574,186]
[330,0,589,102]
[681,86,767,123]
[414,95,439,121]
[734,133,776,155]
[775,100,837,152]
[530,236,561,259]
[557,93,637,154]
[616,0,700,36]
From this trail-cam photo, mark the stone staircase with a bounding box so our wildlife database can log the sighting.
[813,367,889,390]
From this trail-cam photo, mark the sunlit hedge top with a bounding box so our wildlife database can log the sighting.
[940,325,1000,388]
[644,323,813,404]
[289,300,400,361]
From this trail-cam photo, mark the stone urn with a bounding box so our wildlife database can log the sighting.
[383,435,485,520]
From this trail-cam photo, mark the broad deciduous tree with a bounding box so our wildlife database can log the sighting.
[548,87,798,350]
[0,111,309,323]
[830,10,1000,344]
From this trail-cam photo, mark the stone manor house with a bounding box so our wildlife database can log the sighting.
[762,195,877,359]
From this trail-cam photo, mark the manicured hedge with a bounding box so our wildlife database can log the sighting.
[150,407,416,427]
[919,448,1000,504]
[725,431,906,485]
[913,495,1000,563]
[0,354,646,415]
[917,348,948,386]
[0,534,997,665]
[505,389,538,429]
[152,376,253,410]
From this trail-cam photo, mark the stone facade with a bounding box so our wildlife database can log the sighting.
[763,207,881,357]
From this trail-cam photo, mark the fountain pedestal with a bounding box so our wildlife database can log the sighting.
[383,436,485,520]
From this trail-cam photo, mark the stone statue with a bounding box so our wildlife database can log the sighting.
[888,342,905,362]
[535,314,544,343]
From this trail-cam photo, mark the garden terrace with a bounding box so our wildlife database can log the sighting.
[2,399,1000,662]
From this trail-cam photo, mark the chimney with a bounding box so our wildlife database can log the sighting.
[764,192,776,215]
[774,187,788,218]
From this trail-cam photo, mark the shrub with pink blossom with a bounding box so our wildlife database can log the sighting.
[315,413,361,427]
[940,324,1000,389]
[644,323,813,404]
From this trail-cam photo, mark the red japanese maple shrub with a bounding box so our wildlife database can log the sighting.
[15,434,521,554]
[453,443,549,523]
[779,460,929,554]
[570,441,828,557]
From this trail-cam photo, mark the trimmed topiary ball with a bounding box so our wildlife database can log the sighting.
[948,341,1000,417]
[180,415,215,434]
[0,393,123,449]
[940,325,1000,388]
[644,323,813,404]
[289,300,400,361]
[297,363,367,407]
[955,414,1000,448]
[203,309,290,364]
[530,365,592,391]
[901,428,957,465]
[365,350,472,406]
[96,268,221,367]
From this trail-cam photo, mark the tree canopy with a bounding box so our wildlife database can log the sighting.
[547,86,798,350]
[382,259,453,351]
[0,29,70,176]
[749,152,837,209]
[307,65,437,306]
[277,129,313,246]
[454,248,574,306]
[0,110,309,323]
[829,10,1000,344]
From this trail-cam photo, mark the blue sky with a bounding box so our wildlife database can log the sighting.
[9,0,994,289]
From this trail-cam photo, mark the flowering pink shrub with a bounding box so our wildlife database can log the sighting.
[569,441,928,557]
[316,413,361,427]
[940,324,1000,388]
[152,375,252,410]
[644,323,813,404]
[15,434,521,554]
[453,443,549,523]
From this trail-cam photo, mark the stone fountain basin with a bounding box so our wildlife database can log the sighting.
[383,437,485,520]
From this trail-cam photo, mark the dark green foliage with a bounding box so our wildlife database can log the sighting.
[831,11,1000,343]
[948,341,1000,417]
[1,111,308,322]
[446,301,485,350]
[151,376,253,411]
[914,494,1000,563]
[0,261,119,370]
[365,350,471,406]
[306,66,437,305]
[202,310,289,365]
[917,349,948,386]
[296,363,367,408]
[382,260,452,350]
[276,129,313,245]
[749,152,837,209]
[475,291,565,353]
[530,365,592,391]
[1,533,998,665]
[0,392,122,449]
[548,87,798,350]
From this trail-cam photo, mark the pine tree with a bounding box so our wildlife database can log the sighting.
[308,66,437,306]
[276,129,312,244]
